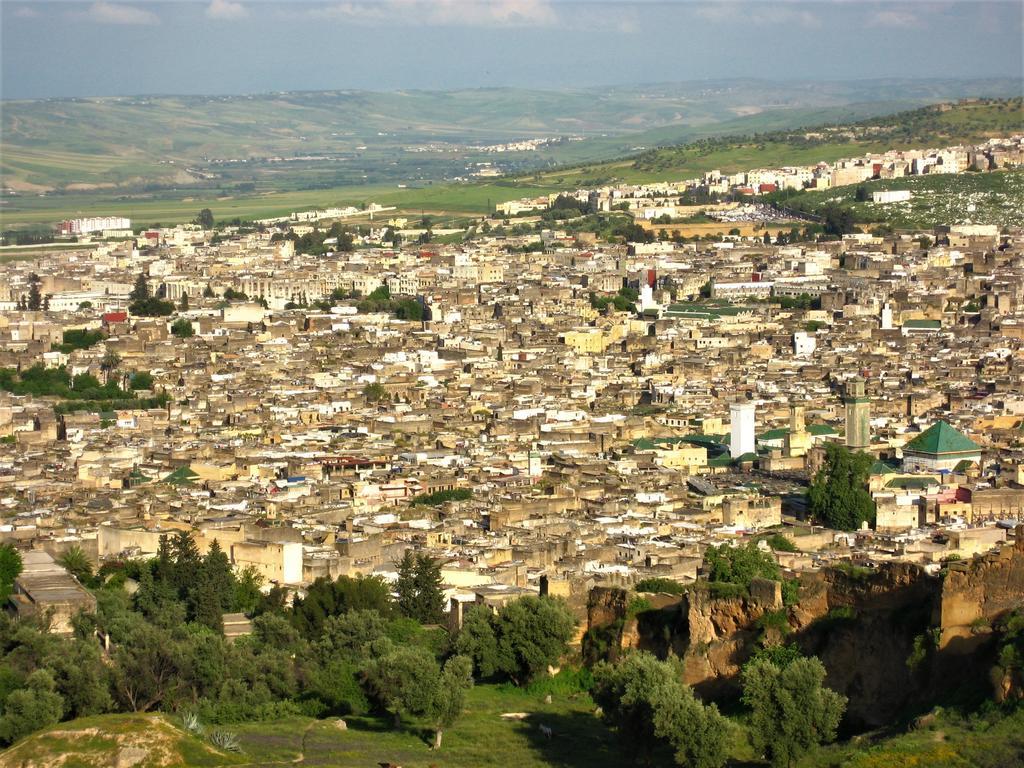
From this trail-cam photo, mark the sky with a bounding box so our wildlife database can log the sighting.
[1,0,1022,99]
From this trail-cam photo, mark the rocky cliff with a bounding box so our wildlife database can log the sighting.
[585,532,1024,730]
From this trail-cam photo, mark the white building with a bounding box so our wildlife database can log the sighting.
[730,402,756,459]
[872,190,912,204]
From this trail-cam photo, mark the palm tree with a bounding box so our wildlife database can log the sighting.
[58,545,93,584]
[100,350,121,385]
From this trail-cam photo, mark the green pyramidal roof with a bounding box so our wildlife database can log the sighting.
[903,421,980,455]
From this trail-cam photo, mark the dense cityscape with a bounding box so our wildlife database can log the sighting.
[2,1,1024,767]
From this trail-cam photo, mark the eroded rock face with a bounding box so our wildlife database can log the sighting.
[584,535,1024,730]
[941,536,1024,648]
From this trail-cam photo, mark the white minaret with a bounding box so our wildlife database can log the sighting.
[730,402,756,459]
[528,445,542,477]
[881,303,893,330]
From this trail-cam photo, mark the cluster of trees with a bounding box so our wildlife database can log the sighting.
[0,365,168,415]
[410,488,472,507]
[592,648,846,768]
[542,194,589,221]
[808,443,875,531]
[14,273,49,312]
[170,319,194,338]
[128,273,174,317]
[52,329,104,354]
[0,531,581,751]
[769,293,820,311]
[273,222,356,256]
[704,541,799,606]
[355,286,424,321]
[590,286,639,313]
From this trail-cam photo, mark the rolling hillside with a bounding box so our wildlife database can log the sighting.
[0,93,1021,230]
[2,78,1020,193]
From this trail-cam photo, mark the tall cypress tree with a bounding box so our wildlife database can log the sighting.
[202,539,235,611]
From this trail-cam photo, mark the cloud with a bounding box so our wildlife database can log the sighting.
[12,6,40,19]
[206,0,249,20]
[79,2,160,25]
[693,2,821,29]
[310,0,560,28]
[867,9,919,28]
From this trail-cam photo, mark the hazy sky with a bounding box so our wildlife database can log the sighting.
[2,0,1022,99]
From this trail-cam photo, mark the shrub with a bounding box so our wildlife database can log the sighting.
[208,729,241,752]
[635,578,687,595]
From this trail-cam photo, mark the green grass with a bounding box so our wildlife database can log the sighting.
[0,179,567,229]
[7,687,1024,767]
[798,706,1024,768]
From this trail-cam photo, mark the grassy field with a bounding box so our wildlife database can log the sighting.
[0,178,568,229]
[4,684,1023,768]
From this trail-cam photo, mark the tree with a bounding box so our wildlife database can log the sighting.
[130,272,150,302]
[362,382,387,402]
[232,565,264,615]
[170,318,194,338]
[128,371,154,390]
[178,292,189,311]
[742,656,846,768]
[48,638,112,718]
[593,652,727,768]
[129,297,174,317]
[190,578,224,633]
[456,596,575,685]
[201,540,235,611]
[705,542,780,586]
[26,274,42,311]
[430,655,474,749]
[196,208,215,229]
[110,622,184,712]
[395,552,445,625]
[366,644,439,729]
[203,284,216,298]
[854,184,870,202]
[291,574,393,638]
[365,645,473,748]
[807,442,875,531]
[821,204,856,237]
[0,544,23,602]
[0,670,64,746]
[170,530,201,596]
[57,545,92,584]
[99,350,121,385]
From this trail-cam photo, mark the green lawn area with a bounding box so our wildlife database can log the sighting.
[231,684,629,768]
[6,687,1024,767]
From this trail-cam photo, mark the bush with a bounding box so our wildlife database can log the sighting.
[410,488,472,506]
[764,533,798,552]
[170,319,194,338]
[635,578,687,595]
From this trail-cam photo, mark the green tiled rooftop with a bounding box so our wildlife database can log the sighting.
[903,421,980,455]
